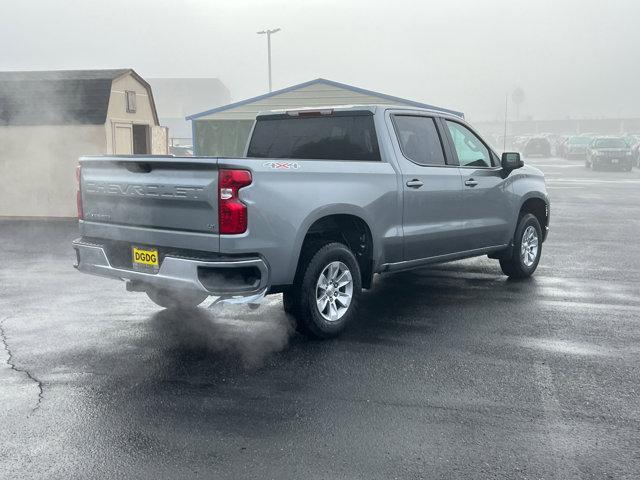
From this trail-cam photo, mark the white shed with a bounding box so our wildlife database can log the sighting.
[0,69,167,217]
[187,78,463,156]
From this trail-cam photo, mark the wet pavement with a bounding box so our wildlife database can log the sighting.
[1,157,640,479]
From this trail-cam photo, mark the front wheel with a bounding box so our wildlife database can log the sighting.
[146,288,208,309]
[289,242,361,339]
[499,213,542,279]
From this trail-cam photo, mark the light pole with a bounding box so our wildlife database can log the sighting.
[257,28,280,92]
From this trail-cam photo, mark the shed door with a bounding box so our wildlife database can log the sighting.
[114,123,133,154]
[132,124,149,154]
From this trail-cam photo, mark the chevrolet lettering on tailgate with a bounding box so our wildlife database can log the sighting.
[84,182,205,199]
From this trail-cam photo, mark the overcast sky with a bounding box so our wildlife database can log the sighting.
[2,0,638,121]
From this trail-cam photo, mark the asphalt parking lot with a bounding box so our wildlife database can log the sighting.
[1,157,640,479]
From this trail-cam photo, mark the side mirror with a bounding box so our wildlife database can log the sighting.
[501,152,524,172]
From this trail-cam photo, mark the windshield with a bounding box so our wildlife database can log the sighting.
[594,138,628,148]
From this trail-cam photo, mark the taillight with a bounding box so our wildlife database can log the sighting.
[76,165,84,220]
[218,169,252,234]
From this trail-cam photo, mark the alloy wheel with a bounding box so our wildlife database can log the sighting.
[521,225,539,267]
[315,261,353,322]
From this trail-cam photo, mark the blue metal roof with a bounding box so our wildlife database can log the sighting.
[186,78,463,120]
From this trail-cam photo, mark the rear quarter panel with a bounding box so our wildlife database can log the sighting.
[218,158,401,286]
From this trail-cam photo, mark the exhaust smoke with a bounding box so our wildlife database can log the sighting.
[155,295,295,368]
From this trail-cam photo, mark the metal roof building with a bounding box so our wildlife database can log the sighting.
[186,78,463,156]
[148,77,230,142]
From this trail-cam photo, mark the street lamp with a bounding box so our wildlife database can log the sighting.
[257,28,281,92]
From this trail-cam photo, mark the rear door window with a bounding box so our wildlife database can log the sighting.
[392,115,447,166]
[246,114,381,161]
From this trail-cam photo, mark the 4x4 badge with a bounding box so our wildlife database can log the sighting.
[263,161,300,170]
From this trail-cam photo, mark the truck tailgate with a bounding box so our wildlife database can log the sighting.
[79,156,219,234]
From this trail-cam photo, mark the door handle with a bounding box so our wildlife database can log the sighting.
[406,179,424,188]
[464,178,478,187]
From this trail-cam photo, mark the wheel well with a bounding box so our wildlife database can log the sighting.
[298,214,374,289]
[520,198,548,239]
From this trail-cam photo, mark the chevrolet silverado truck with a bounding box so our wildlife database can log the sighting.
[73,105,550,338]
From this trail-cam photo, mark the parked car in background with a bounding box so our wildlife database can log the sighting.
[625,136,640,166]
[523,137,552,157]
[632,142,640,167]
[563,135,592,159]
[623,135,639,148]
[585,136,634,171]
[492,134,519,152]
[556,136,569,158]
[540,133,563,155]
[512,135,530,152]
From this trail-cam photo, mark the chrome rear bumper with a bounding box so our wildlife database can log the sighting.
[72,240,269,296]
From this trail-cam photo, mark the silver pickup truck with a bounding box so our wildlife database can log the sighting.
[73,105,550,338]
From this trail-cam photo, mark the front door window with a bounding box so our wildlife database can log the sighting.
[446,121,492,167]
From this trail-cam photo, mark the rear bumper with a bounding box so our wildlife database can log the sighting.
[72,239,269,296]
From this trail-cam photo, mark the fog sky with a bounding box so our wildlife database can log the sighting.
[2,0,639,121]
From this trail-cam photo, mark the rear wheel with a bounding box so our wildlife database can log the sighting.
[289,242,361,339]
[146,288,208,309]
[282,289,296,314]
[499,213,542,279]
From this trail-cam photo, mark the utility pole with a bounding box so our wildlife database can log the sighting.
[503,93,508,152]
[257,28,281,92]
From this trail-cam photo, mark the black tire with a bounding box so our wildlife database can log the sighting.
[585,159,591,169]
[146,288,208,309]
[289,242,361,339]
[282,290,296,314]
[499,213,543,279]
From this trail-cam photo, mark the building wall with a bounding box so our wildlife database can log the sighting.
[105,74,161,154]
[151,126,169,153]
[193,83,420,155]
[0,125,106,217]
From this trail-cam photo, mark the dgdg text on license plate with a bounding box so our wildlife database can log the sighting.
[132,246,159,269]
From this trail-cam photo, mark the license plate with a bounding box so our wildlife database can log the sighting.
[611,158,619,164]
[132,246,159,270]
